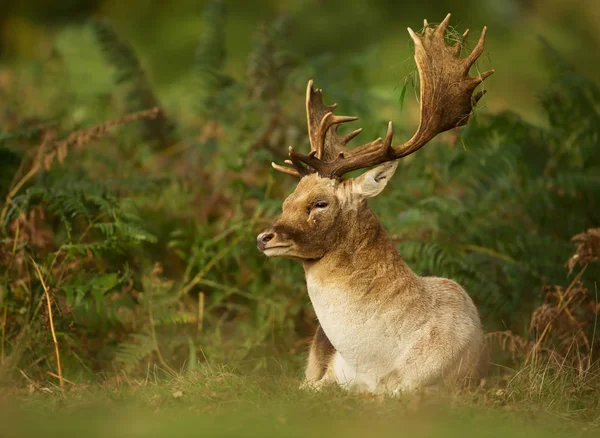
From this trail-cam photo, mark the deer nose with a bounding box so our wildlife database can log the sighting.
[257,232,274,251]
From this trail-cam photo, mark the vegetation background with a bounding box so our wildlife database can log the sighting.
[0,0,599,436]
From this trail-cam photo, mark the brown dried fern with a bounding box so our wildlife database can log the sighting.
[0,107,160,226]
[43,107,160,170]
[488,231,600,376]
[486,330,533,362]
[566,228,600,275]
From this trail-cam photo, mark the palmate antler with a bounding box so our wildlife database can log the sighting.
[272,14,494,179]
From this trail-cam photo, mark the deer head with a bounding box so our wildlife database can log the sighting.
[257,14,493,260]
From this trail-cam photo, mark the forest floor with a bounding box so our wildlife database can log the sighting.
[2,361,599,438]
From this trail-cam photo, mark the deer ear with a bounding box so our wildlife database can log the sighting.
[351,161,398,198]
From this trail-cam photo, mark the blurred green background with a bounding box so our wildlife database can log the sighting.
[2,0,599,120]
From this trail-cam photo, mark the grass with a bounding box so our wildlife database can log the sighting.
[2,358,599,438]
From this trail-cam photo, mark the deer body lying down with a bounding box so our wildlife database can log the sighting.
[257,14,493,394]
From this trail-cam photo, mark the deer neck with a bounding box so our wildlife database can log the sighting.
[302,204,421,373]
[302,204,418,299]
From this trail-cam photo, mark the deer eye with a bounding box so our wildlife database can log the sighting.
[314,201,329,209]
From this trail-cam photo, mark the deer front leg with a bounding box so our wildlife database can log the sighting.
[301,324,336,390]
[301,365,337,391]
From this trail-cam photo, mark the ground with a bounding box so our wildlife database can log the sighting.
[2,361,599,438]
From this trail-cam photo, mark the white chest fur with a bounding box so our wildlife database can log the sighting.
[306,271,408,390]
[305,268,485,394]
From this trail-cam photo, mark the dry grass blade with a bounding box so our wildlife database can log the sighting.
[1,305,6,365]
[198,292,205,334]
[30,257,64,396]
[47,371,77,386]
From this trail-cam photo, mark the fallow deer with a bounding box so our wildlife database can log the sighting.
[257,14,493,395]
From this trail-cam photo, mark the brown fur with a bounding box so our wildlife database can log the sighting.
[305,325,335,381]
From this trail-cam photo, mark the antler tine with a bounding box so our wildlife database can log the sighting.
[473,89,487,105]
[466,26,487,68]
[306,80,335,156]
[270,146,312,177]
[451,27,470,56]
[288,146,316,175]
[272,79,362,177]
[383,121,393,150]
[304,80,359,159]
[271,162,301,177]
[474,69,495,85]
[407,27,422,47]
[433,13,451,36]
[315,113,359,159]
[340,127,363,146]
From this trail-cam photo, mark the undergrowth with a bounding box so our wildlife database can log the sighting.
[2,357,599,437]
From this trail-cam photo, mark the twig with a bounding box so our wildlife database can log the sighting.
[180,234,243,296]
[47,371,77,386]
[148,306,176,376]
[198,292,205,334]
[19,368,34,384]
[1,305,7,365]
[457,244,517,264]
[30,257,64,396]
[589,283,598,371]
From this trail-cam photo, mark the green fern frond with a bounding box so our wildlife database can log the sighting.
[246,16,295,102]
[91,18,176,149]
[195,0,233,115]
[114,333,156,367]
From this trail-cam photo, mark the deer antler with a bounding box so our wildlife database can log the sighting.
[272,14,494,179]
[271,80,362,177]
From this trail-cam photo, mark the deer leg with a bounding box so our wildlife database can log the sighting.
[302,324,335,386]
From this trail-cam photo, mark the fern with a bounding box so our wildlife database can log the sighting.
[114,270,189,372]
[91,19,176,149]
[114,333,156,369]
[246,16,295,103]
[3,175,156,261]
[195,0,232,116]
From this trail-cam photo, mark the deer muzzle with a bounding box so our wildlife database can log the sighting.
[257,231,275,251]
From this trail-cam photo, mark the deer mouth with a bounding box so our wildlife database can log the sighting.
[261,244,292,256]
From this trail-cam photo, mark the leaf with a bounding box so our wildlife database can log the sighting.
[398,79,408,112]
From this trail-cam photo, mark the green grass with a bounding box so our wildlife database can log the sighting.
[2,360,599,438]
